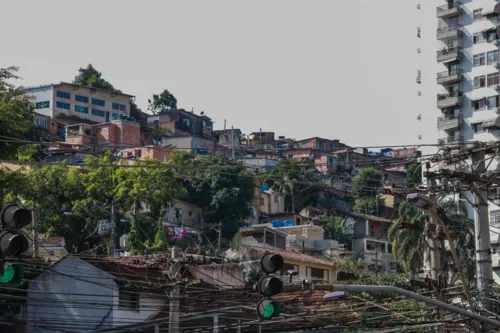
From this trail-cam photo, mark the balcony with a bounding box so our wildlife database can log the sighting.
[438,135,463,145]
[437,25,462,40]
[436,69,462,84]
[437,92,462,109]
[436,2,462,19]
[436,46,462,63]
[437,113,461,131]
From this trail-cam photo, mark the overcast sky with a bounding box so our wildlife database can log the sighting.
[1,0,438,149]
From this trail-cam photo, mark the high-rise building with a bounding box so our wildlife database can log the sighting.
[436,0,500,280]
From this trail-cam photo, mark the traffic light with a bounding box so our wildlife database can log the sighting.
[0,204,31,256]
[257,253,284,319]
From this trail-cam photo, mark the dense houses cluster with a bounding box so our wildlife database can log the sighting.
[20,81,425,282]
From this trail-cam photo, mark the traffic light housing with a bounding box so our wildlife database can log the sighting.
[0,261,24,285]
[257,253,284,319]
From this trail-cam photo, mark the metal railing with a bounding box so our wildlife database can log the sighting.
[438,136,463,145]
[437,25,462,37]
[436,1,462,13]
[437,113,462,123]
[437,91,463,100]
[436,68,463,80]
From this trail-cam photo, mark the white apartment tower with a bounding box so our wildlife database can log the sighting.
[436,0,500,280]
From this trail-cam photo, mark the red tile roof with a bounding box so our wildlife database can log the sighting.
[242,245,335,267]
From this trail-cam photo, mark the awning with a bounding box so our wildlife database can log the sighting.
[482,116,500,128]
[482,3,500,16]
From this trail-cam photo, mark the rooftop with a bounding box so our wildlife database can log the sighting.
[241,245,335,267]
[25,82,135,98]
[350,213,393,224]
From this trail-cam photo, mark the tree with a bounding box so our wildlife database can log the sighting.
[323,215,352,249]
[148,89,178,114]
[262,159,320,213]
[353,196,386,216]
[0,67,35,159]
[73,64,116,91]
[405,163,422,188]
[184,155,255,242]
[387,199,475,285]
[352,167,383,198]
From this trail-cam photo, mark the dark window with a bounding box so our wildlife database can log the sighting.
[112,102,126,111]
[474,75,486,89]
[56,101,70,110]
[274,195,278,203]
[92,98,105,107]
[75,105,89,114]
[57,91,71,99]
[135,149,142,158]
[473,123,484,133]
[75,95,89,103]
[260,198,264,206]
[36,101,50,109]
[472,99,486,111]
[488,73,500,87]
[92,109,105,117]
[473,9,482,21]
[281,263,298,276]
[119,289,139,311]
[309,267,327,281]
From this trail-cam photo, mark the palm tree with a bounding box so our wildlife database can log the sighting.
[388,199,474,284]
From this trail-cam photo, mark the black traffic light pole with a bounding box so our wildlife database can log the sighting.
[0,203,32,284]
[257,253,284,319]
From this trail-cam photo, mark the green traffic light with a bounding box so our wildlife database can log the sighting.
[262,302,275,318]
[0,264,24,285]
[258,299,282,319]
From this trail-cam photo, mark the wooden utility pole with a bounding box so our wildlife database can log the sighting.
[32,201,38,259]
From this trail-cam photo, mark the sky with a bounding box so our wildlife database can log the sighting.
[1,0,438,149]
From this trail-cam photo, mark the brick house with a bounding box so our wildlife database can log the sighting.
[147,109,213,138]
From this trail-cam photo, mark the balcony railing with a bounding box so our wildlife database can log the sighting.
[437,92,463,108]
[436,46,462,63]
[436,69,463,84]
[437,113,462,130]
[438,135,463,145]
[437,2,462,19]
[437,25,462,40]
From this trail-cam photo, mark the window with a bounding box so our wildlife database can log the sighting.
[91,98,105,107]
[473,123,484,133]
[474,75,486,89]
[75,95,89,103]
[488,50,499,65]
[308,267,328,282]
[490,210,500,225]
[91,109,105,117]
[112,113,120,118]
[474,33,485,44]
[182,118,191,127]
[281,263,298,276]
[488,96,499,109]
[135,149,142,158]
[35,101,50,109]
[274,195,278,203]
[388,244,393,254]
[473,9,482,21]
[486,30,498,43]
[112,102,126,111]
[488,73,500,87]
[260,198,264,206]
[174,208,183,219]
[56,90,71,99]
[473,53,485,67]
[36,118,48,127]
[118,289,139,311]
[74,105,88,114]
[472,99,486,111]
[56,101,70,110]
[448,16,459,28]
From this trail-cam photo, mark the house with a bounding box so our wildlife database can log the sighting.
[25,82,134,124]
[246,186,286,224]
[161,135,215,154]
[212,129,242,149]
[37,237,68,262]
[162,200,204,232]
[293,137,346,151]
[33,113,65,138]
[118,146,171,162]
[26,255,180,333]
[249,131,275,146]
[147,109,213,138]
[345,214,399,272]
[64,117,141,151]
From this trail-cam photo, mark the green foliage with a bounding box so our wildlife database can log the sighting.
[262,159,320,213]
[0,66,35,159]
[184,155,255,242]
[352,167,382,198]
[353,196,385,216]
[405,163,422,188]
[323,215,352,248]
[73,64,116,91]
[148,89,177,114]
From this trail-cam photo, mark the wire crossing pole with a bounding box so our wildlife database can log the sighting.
[471,149,493,312]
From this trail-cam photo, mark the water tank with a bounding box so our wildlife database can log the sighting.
[284,220,295,227]
[271,220,283,228]
[260,185,270,191]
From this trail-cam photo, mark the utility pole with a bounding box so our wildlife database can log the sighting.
[217,221,222,252]
[231,126,235,160]
[110,201,116,256]
[32,201,38,259]
[471,149,493,312]
[426,178,441,291]
[168,285,180,333]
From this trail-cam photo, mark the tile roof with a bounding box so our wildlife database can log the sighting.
[242,245,335,267]
[350,213,393,223]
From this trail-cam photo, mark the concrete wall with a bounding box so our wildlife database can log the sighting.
[189,264,245,288]
[164,200,204,230]
[26,86,54,117]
